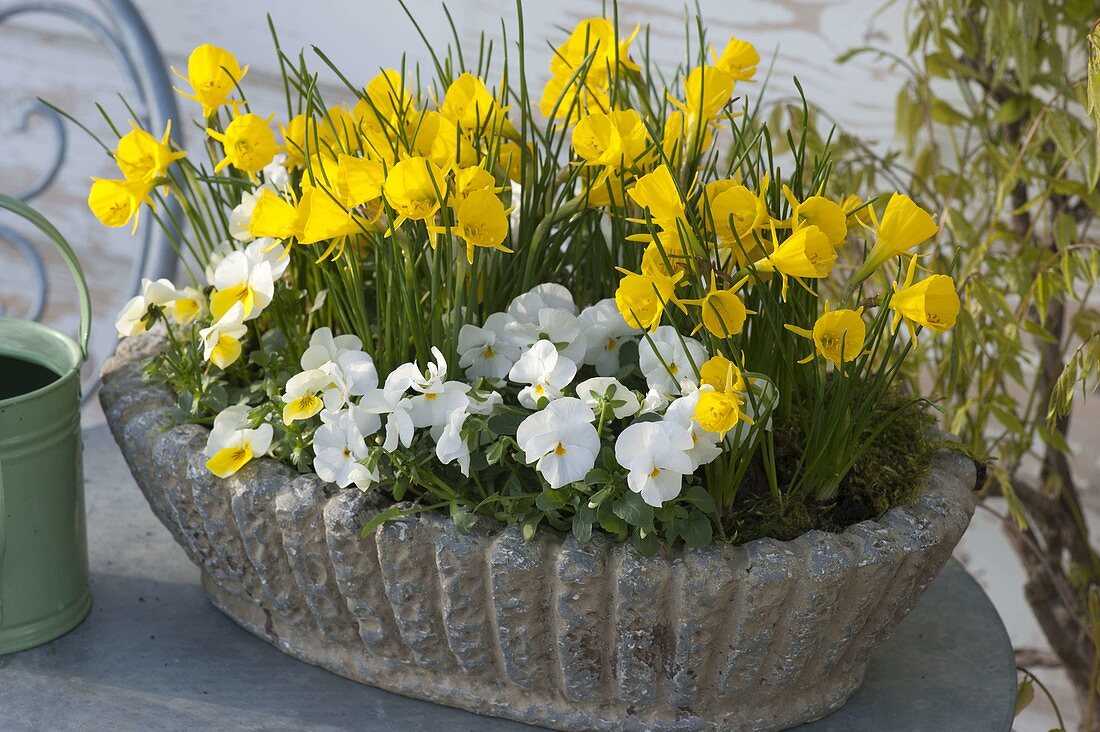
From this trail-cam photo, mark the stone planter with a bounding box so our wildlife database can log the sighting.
[99,333,976,732]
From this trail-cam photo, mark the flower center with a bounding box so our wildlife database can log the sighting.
[649,467,661,478]
[554,442,568,456]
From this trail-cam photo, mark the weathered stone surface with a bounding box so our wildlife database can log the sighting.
[101,339,978,731]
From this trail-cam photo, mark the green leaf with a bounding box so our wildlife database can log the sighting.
[487,412,527,436]
[571,514,593,544]
[680,514,713,548]
[535,488,567,512]
[359,505,410,538]
[1014,676,1035,717]
[631,528,659,556]
[612,492,654,527]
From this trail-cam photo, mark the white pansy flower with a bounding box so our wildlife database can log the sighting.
[141,277,203,325]
[301,327,364,370]
[199,302,248,369]
[281,367,331,424]
[509,339,577,409]
[515,397,599,490]
[435,408,471,476]
[321,350,379,411]
[387,348,470,432]
[468,389,503,415]
[507,282,576,323]
[211,250,275,322]
[204,405,273,478]
[229,189,262,242]
[638,325,707,397]
[578,298,641,376]
[663,390,723,469]
[574,377,640,419]
[639,388,670,415]
[505,307,586,364]
[458,312,521,380]
[115,295,148,338]
[615,421,695,507]
[313,407,379,489]
[358,368,418,452]
[244,237,290,278]
[204,240,237,285]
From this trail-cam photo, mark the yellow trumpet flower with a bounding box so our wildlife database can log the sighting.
[614,266,684,331]
[207,113,279,181]
[750,224,836,299]
[786,303,866,366]
[682,281,748,338]
[173,44,249,118]
[851,193,938,283]
[890,258,960,339]
[115,121,185,183]
[87,178,154,233]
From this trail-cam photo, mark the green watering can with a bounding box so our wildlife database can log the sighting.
[0,194,92,654]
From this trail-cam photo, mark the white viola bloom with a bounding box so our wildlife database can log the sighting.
[199,302,248,369]
[300,327,364,370]
[388,347,471,432]
[435,408,471,477]
[321,350,379,411]
[204,405,273,478]
[574,376,640,419]
[638,325,708,397]
[262,153,291,194]
[313,407,379,489]
[467,389,503,415]
[507,282,576,323]
[245,237,290,279]
[358,368,418,452]
[509,340,578,409]
[578,298,641,376]
[281,367,331,425]
[115,295,148,338]
[204,240,237,286]
[458,312,521,380]
[505,307,586,364]
[615,421,695,507]
[515,397,600,490]
[664,390,723,469]
[229,189,261,242]
[639,388,670,415]
[211,249,275,322]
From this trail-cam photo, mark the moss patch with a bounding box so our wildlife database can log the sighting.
[725,396,937,544]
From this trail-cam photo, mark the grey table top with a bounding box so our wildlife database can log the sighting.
[0,426,1017,731]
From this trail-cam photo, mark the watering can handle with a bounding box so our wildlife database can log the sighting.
[0,194,92,361]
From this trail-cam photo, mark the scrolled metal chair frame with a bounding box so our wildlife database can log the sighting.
[0,0,181,402]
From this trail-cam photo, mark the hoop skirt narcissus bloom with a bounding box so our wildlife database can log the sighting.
[174,44,250,118]
[207,114,279,181]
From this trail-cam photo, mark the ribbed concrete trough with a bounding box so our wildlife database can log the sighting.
[100,333,976,731]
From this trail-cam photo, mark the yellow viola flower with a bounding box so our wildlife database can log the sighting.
[445,189,514,263]
[248,189,304,241]
[782,185,847,247]
[280,114,308,169]
[207,113,279,181]
[890,258,960,338]
[786,304,866,366]
[204,406,272,479]
[88,178,153,233]
[851,193,938,283]
[281,368,331,425]
[174,44,249,118]
[751,224,836,299]
[614,267,684,331]
[115,121,185,183]
[168,287,205,326]
[627,164,684,226]
[441,73,506,134]
[712,37,760,82]
[699,354,744,393]
[682,281,748,338]
[199,302,248,369]
[382,156,448,231]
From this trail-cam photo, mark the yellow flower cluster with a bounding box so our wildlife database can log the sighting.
[88,121,184,231]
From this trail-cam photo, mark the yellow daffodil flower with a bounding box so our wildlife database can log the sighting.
[672,66,735,126]
[627,164,685,226]
[682,281,748,338]
[614,267,684,331]
[382,155,448,231]
[700,354,745,393]
[441,72,506,134]
[87,177,153,233]
[115,121,185,183]
[439,189,514,263]
[750,224,836,299]
[538,71,612,123]
[704,180,768,257]
[207,113,279,181]
[712,37,760,82]
[841,194,872,230]
[786,303,866,366]
[280,114,308,169]
[453,166,499,202]
[173,44,249,118]
[549,18,640,84]
[890,258,960,338]
[572,109,650,171]
[851,193,938,283]
[782,185,847,247]
[405,110,478,169]
[248,188,304,241]
[360,69,414,125]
